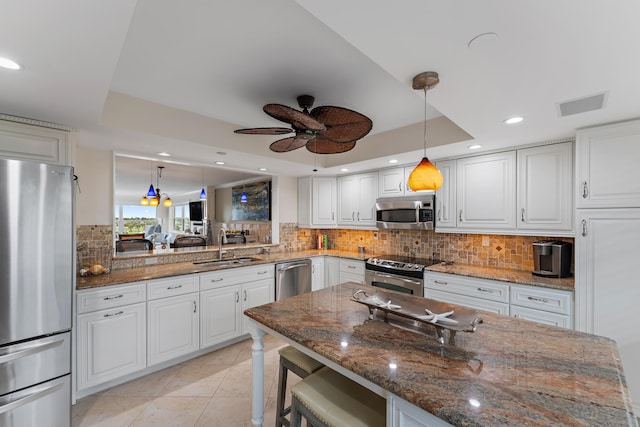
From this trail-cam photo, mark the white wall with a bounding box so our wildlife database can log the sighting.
[75,145,112,226]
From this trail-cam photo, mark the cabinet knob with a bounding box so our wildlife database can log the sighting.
[103,294,124,301]
[193,300,197,313]
[582,181,589,199]
[235,292,239,303]
[459,210,463,222]
[244,290,247,301]
[103,310,124,318]
[581,219,588,237]
[521,208,525,222]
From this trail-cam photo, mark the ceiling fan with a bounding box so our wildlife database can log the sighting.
[234,95,373,154]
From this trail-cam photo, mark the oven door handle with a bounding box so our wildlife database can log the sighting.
[371,271,422,286]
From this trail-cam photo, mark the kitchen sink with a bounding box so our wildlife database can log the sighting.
[193,257,260,267]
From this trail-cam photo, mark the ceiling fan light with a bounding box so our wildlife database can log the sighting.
[163,197,172,207]
[140,196,149,206]
[146,184,157,198]
[407,157,443,191]
[200,188,207,200]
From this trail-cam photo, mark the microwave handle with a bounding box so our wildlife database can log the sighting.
[415,206,420,226]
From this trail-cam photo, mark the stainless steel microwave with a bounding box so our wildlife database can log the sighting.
[375,194,435,230]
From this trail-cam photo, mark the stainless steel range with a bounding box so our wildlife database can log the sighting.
[365,255,444,297]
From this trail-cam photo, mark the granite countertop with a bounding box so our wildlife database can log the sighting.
[245,283,637,426]
[77,249,375,290]
[426,263,574,291]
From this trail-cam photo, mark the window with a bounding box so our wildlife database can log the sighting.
[114,205,157,236]
[173,204,190,231]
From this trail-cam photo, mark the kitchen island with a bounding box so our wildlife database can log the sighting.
[244,283,637,427]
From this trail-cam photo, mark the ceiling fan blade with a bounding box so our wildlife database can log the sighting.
[234,127,293,135]
[306,136,356,154]
[269,135,311,153]
[264,104,326,132]
[310,106,373,143]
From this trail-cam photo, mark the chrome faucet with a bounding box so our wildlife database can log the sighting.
[218,228,227,260]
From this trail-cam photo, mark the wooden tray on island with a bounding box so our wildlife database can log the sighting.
[351,289,483,344]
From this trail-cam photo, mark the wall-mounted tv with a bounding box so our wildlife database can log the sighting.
[189,201,204,222]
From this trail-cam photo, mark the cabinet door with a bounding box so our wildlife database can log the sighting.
[434,160,456,229]
[337,175,357,225]
[456,152,516,230]
[389,394,455,427]
[356,172,377,225]
[77,303,146,390]
[325,257,340,287]
[147,293,199,366]
[241,279,275,334]
[575,209,640,403]
[0,119,71,166]
[312,257,326,291]
[378,168,405,197]
[200,285,241,348]
[576,119,640,208]
[313,177,337,226]
[517,142,573,232]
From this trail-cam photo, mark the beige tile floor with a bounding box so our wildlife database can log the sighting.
[72,335,299,427]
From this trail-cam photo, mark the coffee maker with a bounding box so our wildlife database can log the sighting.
[532,240,572,278]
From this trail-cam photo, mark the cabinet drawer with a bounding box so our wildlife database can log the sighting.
[424,272,509,303]
[77,282,146,314]
[510,305,573,329]
[425,289,510,315]
[147,275,199,300]
[510,285,573,315]
[339,259,364,275]
[200,264,274,291]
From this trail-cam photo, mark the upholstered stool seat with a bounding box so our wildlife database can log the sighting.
[290,367,386,427]
[276,346,324,427]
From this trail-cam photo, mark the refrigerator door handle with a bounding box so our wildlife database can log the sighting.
[0,337,65,365]
[0,380,65,415]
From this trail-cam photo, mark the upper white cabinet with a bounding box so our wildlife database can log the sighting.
[576,119,640,208]
[0,118,73,166]
[337,172,377,227]
[378,167,405,197]
[516,142,573,233]
[434,160,456,229]
[456,151,516,230]
[298,176,336,228]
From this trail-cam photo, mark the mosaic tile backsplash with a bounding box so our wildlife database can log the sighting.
[76,223,573,273]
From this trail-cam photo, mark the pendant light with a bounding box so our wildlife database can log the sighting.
[141,161,155,205]
[199,168,207,200]
[407,71,443,192]
[141,165,172,207]
[240,185,248,203]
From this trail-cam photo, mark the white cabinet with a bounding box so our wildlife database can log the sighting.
[311,256,325,291]
[76,283,147,391]
[199,264,274,347]
[517,142,573,234]
[424,272,510,315]
[147,277,199,366]
[575,208,640,406]
[389,394,453,427]
[339,259,365,284]
[434,160,456,229]
[510,285,573,329]
[378,167,405,197]
[325,256,341,287]
[456,151,516,231]
[337,172,377,227]
[298,176,336,228]
[576,119,640,208]
[0,118,73,166]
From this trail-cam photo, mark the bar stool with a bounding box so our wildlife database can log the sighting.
[290,367,386,427]
[276,346,325,427]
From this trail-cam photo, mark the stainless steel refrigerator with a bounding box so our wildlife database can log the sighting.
[0,158,73,426]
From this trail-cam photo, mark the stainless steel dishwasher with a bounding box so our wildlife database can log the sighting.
[275,259,312,300]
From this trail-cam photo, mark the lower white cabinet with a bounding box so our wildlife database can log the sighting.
[147,292,199,366]
[325,256,340,287]
[510,285,573,328]
[389,394,453,427]
[311,256,325,291]
[339,258,365,284]
[77,302,146,391]
[200,285,242,347]
[241,279,274,334]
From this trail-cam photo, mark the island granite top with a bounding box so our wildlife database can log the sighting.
[244,283,636,427]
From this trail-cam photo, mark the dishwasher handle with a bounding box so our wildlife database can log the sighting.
[277,260,311,272]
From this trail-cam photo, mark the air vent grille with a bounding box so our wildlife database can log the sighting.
[557,92,608,117]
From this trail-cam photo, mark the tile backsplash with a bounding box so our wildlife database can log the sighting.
[76,223,573,273]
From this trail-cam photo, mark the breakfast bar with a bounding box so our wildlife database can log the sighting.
[244,283,637,427]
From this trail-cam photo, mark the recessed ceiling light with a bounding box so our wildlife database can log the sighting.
[504,116,524,125]
[157,152,171,157]
[258,168,267,171]
[215,161,225,165]
[389,159,398,164]
[468,144,482,150]
[340,168,349,172]
[0,56,22,70]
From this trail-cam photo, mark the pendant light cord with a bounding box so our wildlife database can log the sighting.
[423,87,428,157]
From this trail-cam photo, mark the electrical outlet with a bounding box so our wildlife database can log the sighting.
[373,231,378,240]
[145,257,158,265]
[482,236,490,247]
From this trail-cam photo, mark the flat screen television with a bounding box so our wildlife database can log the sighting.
[189,201,204,222]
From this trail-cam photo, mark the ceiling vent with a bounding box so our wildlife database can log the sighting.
[556,92,608,117]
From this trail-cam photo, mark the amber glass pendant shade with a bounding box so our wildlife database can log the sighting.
[163,197,172,207]
[140,196,149,206]
[407,157,443,191]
